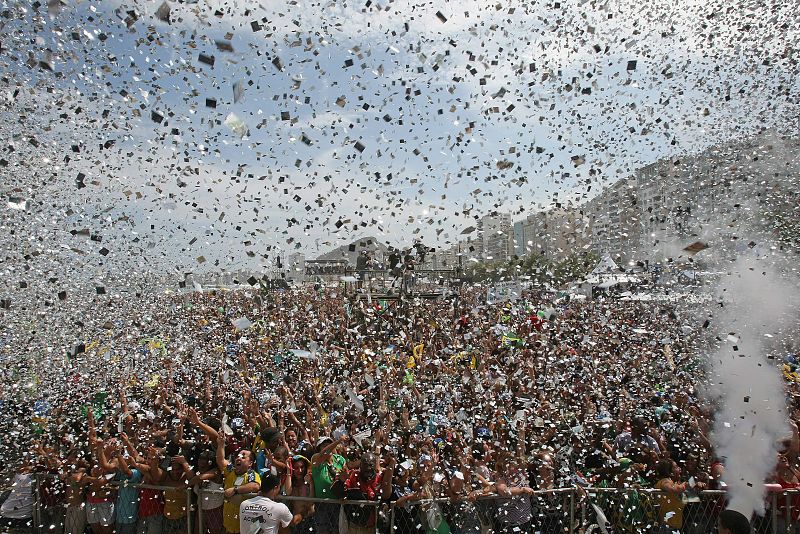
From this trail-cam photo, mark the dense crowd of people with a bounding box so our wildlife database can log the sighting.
[0,285,798,534]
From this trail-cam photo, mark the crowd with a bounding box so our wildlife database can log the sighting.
[0,284,798,534]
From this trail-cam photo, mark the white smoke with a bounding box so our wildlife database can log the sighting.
[708,251,799,517]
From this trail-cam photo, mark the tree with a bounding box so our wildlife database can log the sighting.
[462,251,597,287]
[551,252,599,287]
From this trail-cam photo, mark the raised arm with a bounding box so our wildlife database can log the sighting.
[288,409,311,445]
[119,432,142,464]
[175,455,206,487]
[35,442,63,471]
[216,430,229,472]
[189,407,220,442]
[304,403,319,445]
[277,411,286,434]
[87,409,98,449]
[380,456,396,501]
[311,435,349,468]
[116,451,134,479]
[516,419,527,461]
[96,441,118,473]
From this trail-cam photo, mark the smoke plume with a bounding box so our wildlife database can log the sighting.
[708,251,799,517]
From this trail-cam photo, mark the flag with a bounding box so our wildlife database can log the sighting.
[406,354,416,369]
[413,343,424,361]
[502,332,522,346]
[80,391,109,419]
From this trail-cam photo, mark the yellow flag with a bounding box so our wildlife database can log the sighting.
[413,343,424,361]
[144,374,160,388]
[406,354,416,369]
[470,354,477,369]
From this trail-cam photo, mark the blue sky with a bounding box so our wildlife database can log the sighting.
[1,0,798,274]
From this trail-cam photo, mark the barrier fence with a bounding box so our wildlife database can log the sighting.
[16,475,800,534]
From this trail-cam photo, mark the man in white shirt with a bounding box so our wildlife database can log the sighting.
[239,474,300,534]
[0,467,34,534]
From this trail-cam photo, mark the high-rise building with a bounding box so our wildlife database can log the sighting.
[516,206,589,262]
[584,178,640,263]
[479,213,513,261]
[446,131,799,266]
[512,221,525,258]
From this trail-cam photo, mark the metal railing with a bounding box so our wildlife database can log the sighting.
[20,475,800,534]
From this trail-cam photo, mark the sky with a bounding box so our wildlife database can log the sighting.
[1,0,798,283]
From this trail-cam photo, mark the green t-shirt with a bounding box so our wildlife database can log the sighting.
[312,454,346,499]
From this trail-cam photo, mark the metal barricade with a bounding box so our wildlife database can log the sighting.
[389,488,800,534]
[579,487,784,534]
[196,487,385,534]
[31,475,193,534]
[26,475,800,534]
[393,490,574,534]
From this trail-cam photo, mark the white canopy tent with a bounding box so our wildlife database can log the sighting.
[572,254,642,296]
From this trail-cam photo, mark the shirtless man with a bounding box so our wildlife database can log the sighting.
[64,459,88,534]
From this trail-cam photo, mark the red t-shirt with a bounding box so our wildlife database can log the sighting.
[344,471,382,527]
[344,471,382,500]
[138,487,165,517]
[776,478,800,521]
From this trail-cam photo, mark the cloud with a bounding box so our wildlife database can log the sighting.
[0,0,798,284]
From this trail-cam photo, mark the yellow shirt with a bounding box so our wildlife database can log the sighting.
[163,487,186,520]
[223,466,260,533]
[656,478,684,528]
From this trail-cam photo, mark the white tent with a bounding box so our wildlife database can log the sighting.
[590,254,622,276]
[581,255,641,288]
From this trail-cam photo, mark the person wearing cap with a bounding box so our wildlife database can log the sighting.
[718,509,751,534]
[333,451,395,534]
[310,435,349,534]
[216,430,261,534]
[614,416,661,457]
[239,474,300,534]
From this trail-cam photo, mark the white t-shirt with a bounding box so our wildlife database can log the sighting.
[1,473,34,519]
[239,495,293,534]
[195,480,225,510]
